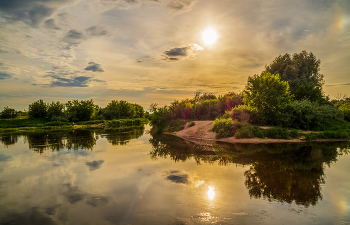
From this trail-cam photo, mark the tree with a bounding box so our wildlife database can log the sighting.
[29,99,47,118]
[47,101,66,121]
[0,107,17,119]
[66,99,97,122]
[243,72,293,125]
[263,50,325,102]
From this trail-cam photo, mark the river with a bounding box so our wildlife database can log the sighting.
[0,125,349,224]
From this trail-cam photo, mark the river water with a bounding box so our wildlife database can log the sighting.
[0,125,349,225]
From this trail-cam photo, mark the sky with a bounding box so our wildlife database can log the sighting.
[0,0,350,110]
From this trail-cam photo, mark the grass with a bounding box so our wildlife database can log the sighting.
[0,117,149,133]
[305,130,350,140]
[164,120,187,132]
[188,121,195,127]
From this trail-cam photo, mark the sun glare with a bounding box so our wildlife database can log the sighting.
[202,28,218,46]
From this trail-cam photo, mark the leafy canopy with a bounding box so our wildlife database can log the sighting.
[263,50,325,102]
[243,72,293,125]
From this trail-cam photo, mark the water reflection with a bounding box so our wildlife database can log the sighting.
[0,126,145,152]
[149,134,350,207]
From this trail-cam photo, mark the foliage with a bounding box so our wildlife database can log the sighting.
[47,101,66,122]
[29,99,47,119]
[222,105,257,123]
[243,72,293,125]
[265,127,290,139]
[188,121,195,127]
[0,107,17,119]
[102,100,144,120]
[305,130,350,140]
[212,118,237,138]
[284,100,344,130]
[338,103,350,121]
[66,99,98,122]
[164,120,187,132]
[263,50,326,102]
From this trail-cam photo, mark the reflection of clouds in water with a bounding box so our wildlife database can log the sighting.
[164,170,204,187]
[166,170,189,184]
[1,207,56,225]
[86,160,104,171]
[0,154,11,162]
[86,196,109,207]
[62,183,87,205]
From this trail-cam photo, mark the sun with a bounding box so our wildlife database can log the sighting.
[202,28,218,46]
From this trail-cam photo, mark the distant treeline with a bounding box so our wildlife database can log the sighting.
[150,50,350,133]
[0,99,148,122]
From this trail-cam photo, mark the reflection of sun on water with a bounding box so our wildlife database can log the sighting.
[202,28,218,46]
[207,186,215,200]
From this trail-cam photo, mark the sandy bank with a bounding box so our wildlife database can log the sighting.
[165,121,307,144]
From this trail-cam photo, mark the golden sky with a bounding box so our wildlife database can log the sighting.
[0,0,350,110]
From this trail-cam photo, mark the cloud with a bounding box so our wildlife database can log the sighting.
[86,160,104,171]
[64,29,85,46]
[50,76,92,87]
[92,0,197,14]
[84,62,104,72]
[44,19,60,30]
[0,49,9,54]
[163,43,203,62]
[0,72,12,80]
[0,0,78,27]
[85,26,108,37]
[166,0,196,14]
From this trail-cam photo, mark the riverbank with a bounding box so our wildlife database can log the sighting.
[164,121,349,144]
[0,118,148,133]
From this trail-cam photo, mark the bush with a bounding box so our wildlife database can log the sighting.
[265,127,290,139]
[188,121,195,127]
[284,100,344,130]
[165,120,187,132]
[289,129,300,139]
[212,118,236,138]
[339,103,350,121]
[0,107,17,119]
[235,125,254,139]
[222,105,256,123]
[47,101,66,121]
[29,99,47,119]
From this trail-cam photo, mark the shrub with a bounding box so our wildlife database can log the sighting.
[265,127,290,139]
[289,129,300,139]
[212,118,237,138]
[29,99,47,119]
[285,100,344,130]
[235,125,254,139]
[0,107,17,119]
[165,120,187,132]
[223,105,256,123]
[338,103,350,121]
[188,121,195,127]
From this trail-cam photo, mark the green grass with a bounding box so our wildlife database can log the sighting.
[0,117,148,133]
[164,120,187,132]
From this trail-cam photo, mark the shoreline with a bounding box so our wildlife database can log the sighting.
[163,121,349,144]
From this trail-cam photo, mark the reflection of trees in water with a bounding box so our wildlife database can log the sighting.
[100,126,145,146]
[0,134,19,146]
[0,126,145,153]
[149,134,350,207]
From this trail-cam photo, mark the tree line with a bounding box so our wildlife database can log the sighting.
[0,99,146,122]
[150,50,350,132]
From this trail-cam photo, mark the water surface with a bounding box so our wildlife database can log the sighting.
[0,126,350,224]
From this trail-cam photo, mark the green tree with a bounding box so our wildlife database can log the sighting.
[263,50,325,102]
[338,103,350,121]
[47,101,66,121]
[29,99,47,118]
[66,99,97,122]
[243,72,293,125]
[0,107,17,119]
